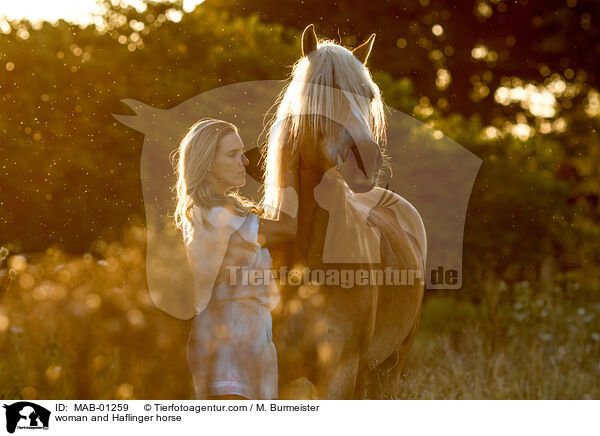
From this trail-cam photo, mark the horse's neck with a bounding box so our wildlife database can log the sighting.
[292,166,343,266]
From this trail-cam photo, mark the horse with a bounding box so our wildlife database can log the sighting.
[263,24,427,399]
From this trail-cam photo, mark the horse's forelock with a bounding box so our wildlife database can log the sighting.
[301,42,384,139]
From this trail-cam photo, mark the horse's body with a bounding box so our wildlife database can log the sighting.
[264,25,426,399]
[270,169,424,399]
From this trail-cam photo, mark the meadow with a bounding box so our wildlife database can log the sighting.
[2,226,598,400]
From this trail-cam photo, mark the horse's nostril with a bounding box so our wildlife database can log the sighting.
[351,144,367,178]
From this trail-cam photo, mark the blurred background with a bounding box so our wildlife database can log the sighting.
[0,0,599,399]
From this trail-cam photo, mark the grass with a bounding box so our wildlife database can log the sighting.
[1,225,599,399]
[397,283,600,399]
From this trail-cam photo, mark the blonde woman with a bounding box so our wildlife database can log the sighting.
[172,118,298,400]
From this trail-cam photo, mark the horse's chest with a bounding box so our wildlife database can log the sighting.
[275,283,371,346]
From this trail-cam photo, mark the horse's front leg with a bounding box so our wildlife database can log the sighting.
[312,318,362,399]
[315,349,360,399]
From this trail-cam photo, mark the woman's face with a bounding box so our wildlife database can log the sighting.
[208,131,249,194]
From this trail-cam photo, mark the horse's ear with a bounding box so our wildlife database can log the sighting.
[302,24,318,57]
[352,33,376,65]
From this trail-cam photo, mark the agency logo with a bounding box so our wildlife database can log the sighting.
[113,80,481,319]
[2,402,50,434]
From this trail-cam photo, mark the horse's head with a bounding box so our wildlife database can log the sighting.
[263,24,387,215]
[298,24,385,193]
[298,108,384,194]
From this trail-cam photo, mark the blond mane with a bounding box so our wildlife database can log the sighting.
[261,40,387,219]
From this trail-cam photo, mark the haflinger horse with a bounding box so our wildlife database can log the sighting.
[263,24,427,399]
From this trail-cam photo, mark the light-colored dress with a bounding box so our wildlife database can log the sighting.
[182,205,279,399]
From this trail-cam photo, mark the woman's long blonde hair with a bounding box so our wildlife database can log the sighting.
[171,118,262,232]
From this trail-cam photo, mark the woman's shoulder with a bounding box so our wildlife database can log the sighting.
[184,205,241,233]
[185,204,259,239]
[205,205,248,231]
[183,205,246,246]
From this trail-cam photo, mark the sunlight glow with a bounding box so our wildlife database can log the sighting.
[0,0,103,25]
[435,68,452,90]
[471,45,488,60]
[510,123,532,141]
[482,126,499,140]
[494,80,558,118]
[475,2,493,19]
[0,0,204,25]
[584,89,600,117]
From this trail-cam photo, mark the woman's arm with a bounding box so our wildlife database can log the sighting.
[257,207,297,248]
[257,152,299,248]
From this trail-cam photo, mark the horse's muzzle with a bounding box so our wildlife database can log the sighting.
[339,143,382,193]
